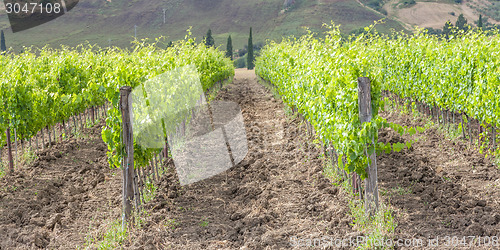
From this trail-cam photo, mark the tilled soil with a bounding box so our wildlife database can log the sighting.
[2,69,498,249]
[378,110,500,249]
[0,69,355,249]
[124,69,354,249]
[0,123,122,249]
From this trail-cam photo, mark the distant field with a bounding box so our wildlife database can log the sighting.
[383,0,500,30]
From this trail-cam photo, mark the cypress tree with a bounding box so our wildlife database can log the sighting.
[443,21,453,39]
[1,30,6,52]
[226,35,233,60]
[205,29,215,47]
[455,14,468,31]
[247,27,254,70]
[477,14,483,29]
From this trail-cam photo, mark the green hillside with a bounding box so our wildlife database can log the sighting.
[0,0,406,51]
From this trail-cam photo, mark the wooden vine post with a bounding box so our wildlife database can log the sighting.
[163,138,169,160]
[5,128,14,173]
[90,106,95,124]
[120,86,135,228]
[358,77,379,216]
[493,125,496,150]
[14,128,18,168]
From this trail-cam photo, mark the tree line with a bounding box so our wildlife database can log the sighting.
[203,27,257,70]
[426,14,500,37]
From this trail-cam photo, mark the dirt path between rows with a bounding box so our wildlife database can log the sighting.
[124,69,354,249]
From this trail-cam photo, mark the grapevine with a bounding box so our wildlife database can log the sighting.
[256,24,420,178]
[0,35,234,171]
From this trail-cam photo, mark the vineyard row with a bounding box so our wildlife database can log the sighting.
[0,37,235,173]
[0,104,107,173]
[256,26,500,180]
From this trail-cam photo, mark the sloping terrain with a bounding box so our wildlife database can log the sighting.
[0,0,404,51]
[0,0,498,51]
